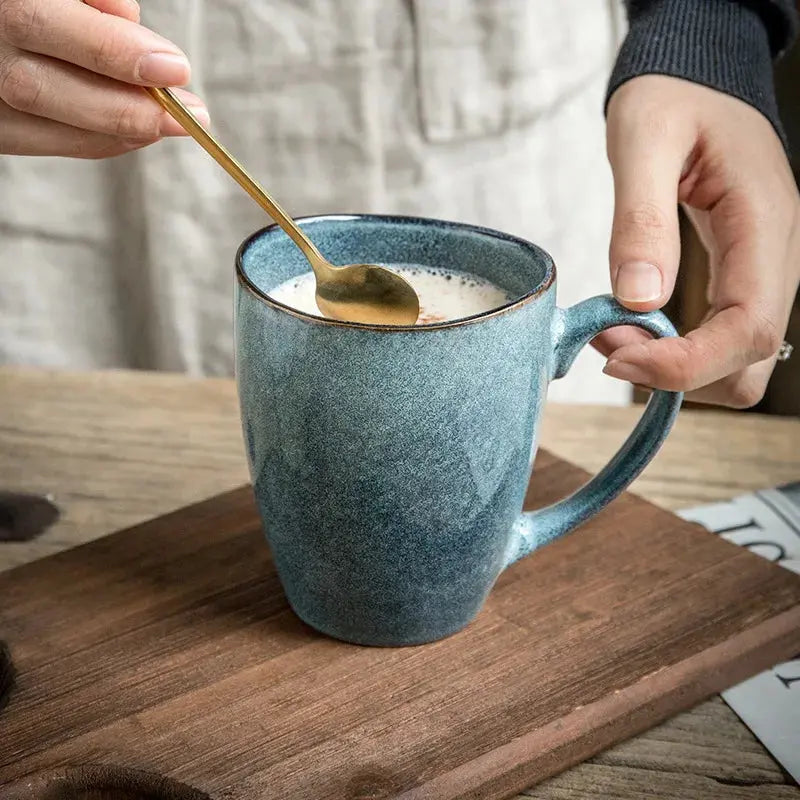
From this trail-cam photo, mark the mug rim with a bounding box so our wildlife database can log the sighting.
[235,213,556,331]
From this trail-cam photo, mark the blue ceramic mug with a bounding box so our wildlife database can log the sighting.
[236,215,682,646]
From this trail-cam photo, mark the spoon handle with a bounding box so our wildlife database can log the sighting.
[146,87,328,271]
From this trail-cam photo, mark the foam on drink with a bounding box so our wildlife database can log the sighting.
[269,265,511,324]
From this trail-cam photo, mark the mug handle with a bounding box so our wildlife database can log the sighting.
[505,294,683,566]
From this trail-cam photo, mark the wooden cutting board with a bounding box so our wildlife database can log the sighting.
[2,450,800,800]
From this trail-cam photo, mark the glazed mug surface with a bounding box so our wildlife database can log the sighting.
[235,215,682,646]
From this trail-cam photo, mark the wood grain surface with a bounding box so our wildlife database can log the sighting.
[1,366,799,799]
[1,450,799,800]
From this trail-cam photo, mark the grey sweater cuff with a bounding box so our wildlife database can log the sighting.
[607,0,799,147]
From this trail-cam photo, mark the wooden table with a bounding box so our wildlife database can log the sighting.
[1,366,798,800]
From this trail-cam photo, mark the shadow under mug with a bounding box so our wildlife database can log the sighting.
[235,215,682,646]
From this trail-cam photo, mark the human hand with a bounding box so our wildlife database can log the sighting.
[597,75,800,407]
[0,0,208,158]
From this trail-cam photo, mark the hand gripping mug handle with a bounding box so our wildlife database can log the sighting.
[506,295,683,566]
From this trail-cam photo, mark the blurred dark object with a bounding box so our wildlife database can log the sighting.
[0,491,59,542]
[635,39,800,414]
[0,640,14,715]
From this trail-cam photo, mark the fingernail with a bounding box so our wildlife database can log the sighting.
[136,52,191,85]
[614,261,662,303]
[603,359,650,385]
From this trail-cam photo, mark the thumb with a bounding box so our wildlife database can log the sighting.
[607,116,686,312]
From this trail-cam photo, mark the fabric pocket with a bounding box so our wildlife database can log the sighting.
[410,0,620,143]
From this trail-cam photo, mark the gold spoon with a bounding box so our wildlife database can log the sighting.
[147,87,419,326]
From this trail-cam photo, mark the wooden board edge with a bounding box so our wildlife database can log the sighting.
[397,604,800,800]
[0,485,256,584]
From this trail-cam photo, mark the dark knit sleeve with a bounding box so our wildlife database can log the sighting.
[607,0,799,145]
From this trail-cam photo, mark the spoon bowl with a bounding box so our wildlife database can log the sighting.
[147,87,419,326]
[315,263,420,326]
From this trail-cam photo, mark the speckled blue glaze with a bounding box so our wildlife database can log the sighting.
[235,215,682,646]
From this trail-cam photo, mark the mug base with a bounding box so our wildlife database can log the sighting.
[287,601,480,648]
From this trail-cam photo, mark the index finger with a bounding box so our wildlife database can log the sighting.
[603,304,781,392]
[0,0,190,85]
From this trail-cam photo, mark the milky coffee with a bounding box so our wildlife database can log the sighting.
[269,265,511,324]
